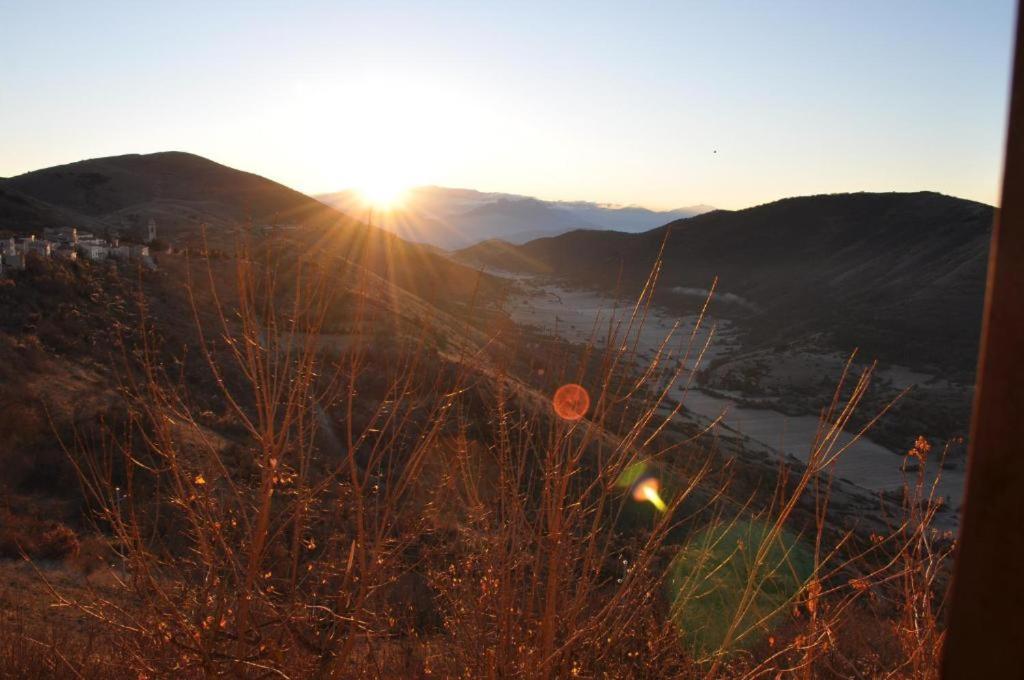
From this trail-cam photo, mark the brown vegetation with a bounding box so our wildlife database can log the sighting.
[0,242,955,678]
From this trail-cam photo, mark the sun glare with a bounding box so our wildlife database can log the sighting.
[355,179,409,210]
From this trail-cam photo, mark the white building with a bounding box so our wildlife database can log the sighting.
[0,225,157,275]
[110,243,152,261]
[77,242,109,261]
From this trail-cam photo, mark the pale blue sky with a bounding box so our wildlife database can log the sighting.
[0,0,1016,209]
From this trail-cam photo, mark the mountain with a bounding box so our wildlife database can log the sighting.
[0,152,492,303]
[316,186,711,249]
[458,191,993,373]
[0,151,362,243]
[0,184,107,234]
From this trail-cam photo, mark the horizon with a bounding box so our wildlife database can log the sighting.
[0,1,1017,211]
[2,148,999,216]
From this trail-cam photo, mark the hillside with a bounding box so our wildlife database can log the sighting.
[459,191,992,374]
[0,178,964,678]
[0,151,363,241]
[4,152,313,217]
[0,152,493,305]
[0,238,916,678]
[0,185,106,234]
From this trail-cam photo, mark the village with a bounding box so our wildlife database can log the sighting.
[0,217,159,277]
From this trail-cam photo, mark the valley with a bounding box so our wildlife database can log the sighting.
[496,272,967,523]
[1,0,1014,672]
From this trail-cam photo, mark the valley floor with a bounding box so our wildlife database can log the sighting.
[498,273,967,528]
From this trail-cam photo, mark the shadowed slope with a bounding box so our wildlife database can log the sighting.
[458,191,992,371]
[3,151,321,223]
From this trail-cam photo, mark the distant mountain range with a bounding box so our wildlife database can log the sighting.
[458,191,993,374]
[316,186,712,249]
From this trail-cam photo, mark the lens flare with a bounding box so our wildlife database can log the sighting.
[552,383,590,421]
[632,477,667,512]
[665,519,814,654]
[616,461,649,489]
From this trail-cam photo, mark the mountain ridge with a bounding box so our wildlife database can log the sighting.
[316,185,712,249]
[458,190,993,373]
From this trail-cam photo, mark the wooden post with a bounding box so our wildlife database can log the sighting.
[942,4,1024,677]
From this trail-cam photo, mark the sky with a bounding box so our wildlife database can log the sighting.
[0,0,1017,210]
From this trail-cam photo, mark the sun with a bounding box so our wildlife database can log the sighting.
[355,179,409,210]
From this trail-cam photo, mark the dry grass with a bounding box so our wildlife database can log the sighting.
[1,237,955,678]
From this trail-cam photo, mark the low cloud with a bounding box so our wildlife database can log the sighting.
[670,286,758,311]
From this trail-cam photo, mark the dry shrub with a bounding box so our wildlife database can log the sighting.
[0,510,79,561]
[31,239,955,678]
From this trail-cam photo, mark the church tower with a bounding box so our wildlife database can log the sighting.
[147,218,157,243]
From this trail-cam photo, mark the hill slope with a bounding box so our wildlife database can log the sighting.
[0,185,106,234]
[459,191,993,372]
[1,151,358,241]
[0,152,494,304]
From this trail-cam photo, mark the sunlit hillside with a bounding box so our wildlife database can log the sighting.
[0,152,964,678]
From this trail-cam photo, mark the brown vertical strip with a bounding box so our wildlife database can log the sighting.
[942,4,1024,677]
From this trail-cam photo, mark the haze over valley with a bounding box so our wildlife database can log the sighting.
[317,185,713,248]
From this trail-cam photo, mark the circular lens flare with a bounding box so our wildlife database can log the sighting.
[665,519,814,654]
[552,383,590,421]
[632,477,667,512]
